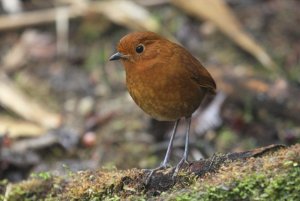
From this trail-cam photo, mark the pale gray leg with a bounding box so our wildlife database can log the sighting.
[161,119,180,166]
[145,119,180,184]
[173,116,191,177]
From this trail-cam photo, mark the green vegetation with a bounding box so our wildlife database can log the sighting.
[171,165,299,201]
[30,172,52,180]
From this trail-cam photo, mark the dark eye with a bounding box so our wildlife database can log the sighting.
[135,44,144,53]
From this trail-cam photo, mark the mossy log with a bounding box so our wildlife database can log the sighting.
[1,144,299,201]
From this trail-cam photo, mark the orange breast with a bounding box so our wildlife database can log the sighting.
[126,64,206,121]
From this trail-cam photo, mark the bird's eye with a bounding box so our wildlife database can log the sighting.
[135,44,144,53]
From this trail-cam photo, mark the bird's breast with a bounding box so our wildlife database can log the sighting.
[125,66,205,121]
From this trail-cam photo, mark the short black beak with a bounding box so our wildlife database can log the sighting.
[109,52,123,61]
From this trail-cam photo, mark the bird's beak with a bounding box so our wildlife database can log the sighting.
[109,52,124,61]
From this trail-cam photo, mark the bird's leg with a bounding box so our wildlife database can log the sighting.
[161,119,180,167]
[173,116,191,178]
[145,119,179,184]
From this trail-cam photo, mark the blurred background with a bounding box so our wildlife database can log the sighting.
[0,0,299,182]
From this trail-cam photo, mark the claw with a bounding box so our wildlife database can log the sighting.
[172,158,189,179]
[145,164,170,185]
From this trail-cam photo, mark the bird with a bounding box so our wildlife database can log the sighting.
[109,31,216,183]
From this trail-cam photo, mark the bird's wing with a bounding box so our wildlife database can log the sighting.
[177,46,216,94]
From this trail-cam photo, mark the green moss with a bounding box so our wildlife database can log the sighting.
[30,172,52,180]
[165,161,300,201]
[4,176,64,201]
[6,179,48,201]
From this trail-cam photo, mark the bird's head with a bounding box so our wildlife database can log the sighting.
[109,32,171,71]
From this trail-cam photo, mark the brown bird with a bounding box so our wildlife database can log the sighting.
[109,31,216,182]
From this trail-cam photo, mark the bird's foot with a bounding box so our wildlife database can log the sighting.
[145,163,170,185]
[172,158,189,179]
